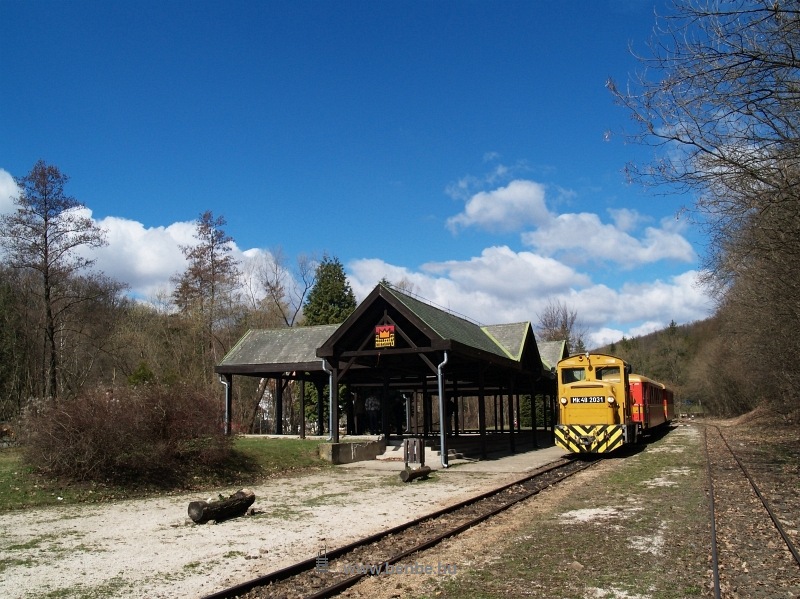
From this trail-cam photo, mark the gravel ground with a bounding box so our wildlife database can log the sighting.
[0,460,516,598]
[2,411,797,599]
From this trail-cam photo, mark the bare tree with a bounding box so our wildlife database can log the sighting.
[171,211,241,369]
[609,0,800,413]
[608,1,800,282]
[255,248,316,327]
[536,299,587,353]
[232,249,317,432]
[389,276,419,295]
[0,161,108,399]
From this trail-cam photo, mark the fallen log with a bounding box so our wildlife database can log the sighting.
[399,466,432,483]
[188,488,255,524]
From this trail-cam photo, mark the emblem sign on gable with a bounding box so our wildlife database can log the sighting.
[375,325,395,348]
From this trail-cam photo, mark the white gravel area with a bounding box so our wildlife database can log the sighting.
[0,464,521,598]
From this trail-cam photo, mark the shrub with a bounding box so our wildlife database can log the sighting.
[16,384,231,484]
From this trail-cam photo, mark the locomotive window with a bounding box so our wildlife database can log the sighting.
[596,366,621,381]
[561,368,586,383]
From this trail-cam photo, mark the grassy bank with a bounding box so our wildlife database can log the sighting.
[422,424,710,598]
[0,436,329,511]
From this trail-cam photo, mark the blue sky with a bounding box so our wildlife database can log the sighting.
[0,0,714,346]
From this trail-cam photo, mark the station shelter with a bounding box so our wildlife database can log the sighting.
[215,283,567,463]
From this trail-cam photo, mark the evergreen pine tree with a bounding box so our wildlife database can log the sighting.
[303,255,356,325]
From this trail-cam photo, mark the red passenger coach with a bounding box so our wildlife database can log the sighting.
[662,385,675,423]
[628,374,673,434]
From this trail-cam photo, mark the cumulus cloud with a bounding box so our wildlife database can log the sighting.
[446,178,695,269]
[0,179,203,301]
[446,179,551,233]
[421,246,589,298]
[521,211,695,266]
[608,207,644,232]
[347,248,713,342]
[0,162,711,348]
[0,169,19,214]
[86,216,196,299]
[85,214,274,301]
[590,327,626,348]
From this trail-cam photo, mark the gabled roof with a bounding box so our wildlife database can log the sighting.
[216,284,551,389]
[377,285,513,359]
[317,284,545,383]
[216,324,339,375]
[536,339,569,371]
[483,322,534,361]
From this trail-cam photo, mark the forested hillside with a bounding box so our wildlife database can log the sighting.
[593,319,715,417]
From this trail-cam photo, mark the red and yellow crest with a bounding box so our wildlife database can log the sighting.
[375,325,395,348]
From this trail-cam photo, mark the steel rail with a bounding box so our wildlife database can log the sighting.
[202,457,591,599]
[305,462,587,599]
[711,424,800,569]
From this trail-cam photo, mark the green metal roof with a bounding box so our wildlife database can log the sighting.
[381,285,512,359]
[217,285,550,379]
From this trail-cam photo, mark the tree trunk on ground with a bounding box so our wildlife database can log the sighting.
[399,466,431,483]
[188,489,255,524]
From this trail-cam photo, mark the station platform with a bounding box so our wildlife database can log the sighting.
[341,431,568,474]
[248,430,568,474]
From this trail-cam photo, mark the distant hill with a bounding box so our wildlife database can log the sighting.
[591,317,719,415]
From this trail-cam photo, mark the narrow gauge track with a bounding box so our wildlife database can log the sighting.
[203,457,594,599]
[704,424,800,599]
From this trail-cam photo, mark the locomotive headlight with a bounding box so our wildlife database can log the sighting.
[607,396,616,404]
[560,397,568,405]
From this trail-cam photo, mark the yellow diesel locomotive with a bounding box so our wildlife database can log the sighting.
[554,352,673,454]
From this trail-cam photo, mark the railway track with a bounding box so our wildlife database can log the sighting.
[704,424,800,598]
[203,457,594,599]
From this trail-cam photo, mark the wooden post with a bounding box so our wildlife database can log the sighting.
[275,375,283,434]
[423,378,432,435]
[329,366,339,443]
[300,378,306,439]
[452,379,459,436]
[315,380,325,435]
[507,383,515,454]
[478,370,487,459]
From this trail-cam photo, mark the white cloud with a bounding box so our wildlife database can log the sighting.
[446,178,695,268]
[87,214,273,302]
[618,270,712,323]
[421,245,589,298]
[1,163,712,348]
[521,211,695,266]
[608,207,644,232]
[0,169,19,214]
[590,327,626,348]
[87,216,194,298]
[446,179,551,233]
[348,251,713,339]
